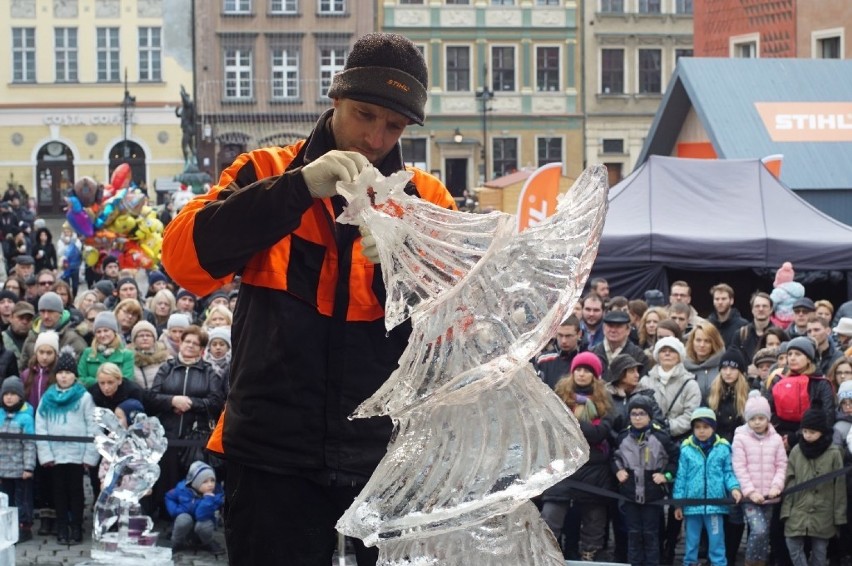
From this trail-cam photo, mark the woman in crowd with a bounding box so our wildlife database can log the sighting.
[656,319,682,342]
[828,356,852,392]
[31,228,57,274]
[541,352,615,562]
[606,353,663,438]
[76,312,135,387]
[145,326,224,519]
[638,306,668,357]
[147,289,176,337]
[684,321,726,402]
[3,276,25,299]
[758,327,790,352]
[113,298,144,344]
[201,305,232,331]
[129,320,169,390]
[767,336,836,449]
[640,336,701,565]
[815,300,835,327]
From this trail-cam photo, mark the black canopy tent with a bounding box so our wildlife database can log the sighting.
[590,156,852,312]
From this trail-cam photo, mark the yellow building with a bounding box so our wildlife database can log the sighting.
[1,0,193,215]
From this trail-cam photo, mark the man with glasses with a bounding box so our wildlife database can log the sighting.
[20,291,86,365]
[535,315,584,389]
[787,297,816,339]
[668,280,704,328]
[732,292,777,363]
[34,270,56,300]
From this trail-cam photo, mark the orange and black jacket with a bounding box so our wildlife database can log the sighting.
[162,109,455,482]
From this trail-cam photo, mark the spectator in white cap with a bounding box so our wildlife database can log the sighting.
[640,335,701,564]
[833,317,852,355]
[128,320,168,390]
[204,326,231,381]
[20,292,87,365]
[76,311,135,388]
[159,313,191,359]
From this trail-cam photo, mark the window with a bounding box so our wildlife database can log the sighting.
[139,27,162,82]
[675,48,693,62]
[818,36,841,59]
[491,46,515,91]
[399,0,425,3]
[491,0,515,4]
[270,0,297,12]
[638,0,661,13]
[97,27,120,83]
[401,138,427,170]
[600,0,623,12]
[12,28,36,83]
[224,0,251,13]
[492,138,518,179]
[602,139,624,154]
[536,46,560,91]
[638,49,662,94]
[734,41,757,58]
[54,28,78,83]
[600,49,623,94]
[319,0,345,13]
[537,138,562,166]
[446,46,470,92]
[319,47,347,97]
[271,47,299,99]
[224,48,253,99]
[537,0,560,5]
[446,0,471,4]
[675,0,692,14]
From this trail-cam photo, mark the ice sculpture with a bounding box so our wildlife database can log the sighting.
[82,407,172,565]
[335,164,609,562]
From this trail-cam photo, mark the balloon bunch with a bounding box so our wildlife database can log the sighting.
[65,164,164,270]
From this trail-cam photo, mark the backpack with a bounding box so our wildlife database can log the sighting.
[772,374,810,422]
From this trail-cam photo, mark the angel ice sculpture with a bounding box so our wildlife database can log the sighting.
[334,164,610,564]
[83,407,172,565]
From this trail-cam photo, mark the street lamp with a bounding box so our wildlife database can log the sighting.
[453,128,464,143]
[121,68,136,159]
[476,85,495,182]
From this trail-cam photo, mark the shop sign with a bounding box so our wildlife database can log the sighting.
[42,114,132,126]
[755,102,852,142]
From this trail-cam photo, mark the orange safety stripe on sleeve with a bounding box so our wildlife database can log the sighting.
[206,407,225,455]
[161,153,256,296]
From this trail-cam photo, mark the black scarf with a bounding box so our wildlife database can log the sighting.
[798,433,832,459]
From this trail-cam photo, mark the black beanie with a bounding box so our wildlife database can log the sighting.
[719,348,747,372]
[327,33,428,126]
[55,346,78,374]
[800,407,831,434]
[626,395,654,417]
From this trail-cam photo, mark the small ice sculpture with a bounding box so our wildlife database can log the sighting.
[335,164,609,562]
[81,407,172,565]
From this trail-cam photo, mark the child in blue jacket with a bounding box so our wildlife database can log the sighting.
[0,376,36,543]
[165,461,224,554]
[673,407,742,566]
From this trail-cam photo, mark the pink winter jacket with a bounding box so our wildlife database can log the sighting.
[732,422,788,498]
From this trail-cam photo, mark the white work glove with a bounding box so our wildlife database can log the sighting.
[301,150,370,198]
[359,225,380,264]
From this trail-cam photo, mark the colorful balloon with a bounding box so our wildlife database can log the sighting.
[73,176,101,207]
[110,163,131,191]
[65,196,94,238]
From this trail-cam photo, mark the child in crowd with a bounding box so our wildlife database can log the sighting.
[165,461,224,555]
[781,406,846,566]
[203,326,231,380]
[541,352,614,561]
[612,395,678,566]
[0,376,36,542]
[732,390,788,566]
[750,347,777,393]
[34,349,99,545]
[20,330,58,536]
[673,407,742,566]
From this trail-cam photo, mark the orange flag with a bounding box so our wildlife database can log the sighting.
[516,162,562,232]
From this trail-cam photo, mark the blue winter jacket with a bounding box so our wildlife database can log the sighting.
[672,434,740,516]
[165,480,224,523]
